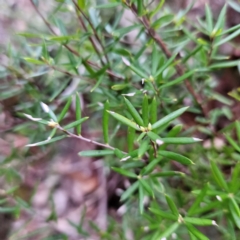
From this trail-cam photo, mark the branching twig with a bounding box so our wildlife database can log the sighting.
[125,1,208,118]
[72,0,110,67]
[29,0,124,80]
[73,5,106,66]
[57,125,127,153]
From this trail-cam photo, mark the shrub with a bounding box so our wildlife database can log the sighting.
[1,1,240,239]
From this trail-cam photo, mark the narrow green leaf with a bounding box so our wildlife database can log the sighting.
[153,222,179,240]
[159,150,194,165]
[139,183,145,214]
[215,28,240,47]
[79,150,114,157]
[23,57,45,65]
[229,197,240,217]
[47,35,77,42]
[151,44,159,75]
[141,158,161,176]
[159,70,195,89]
[211,92,233,106]
[0,207,20,213]
[154,52,178,78]
[114,148,125,159]
[209,60,240,69]
[184,217,217,226]
[120,181,139,202]
[138,140,149,158]
[50,79,71,102]
[40,102,58,122]
[42,39,48,60]
[127,148,149,160]
[229,199,240,228]
[58,96,72,122]
[107,111,141,131]
[151,107,189,130]
[150,0,165,18]
[137,132,146,142]
[103,100,109,144]
[189,201,221,216]
[122,58,148,79]
[229,163,240,193]
[205,4,213,33]
[210,161,229,191]
[48,128,57,139]
[150,97,157,126]
[151,171,185,178]
[124,97,144,126]
[184,46,202,64]
[111,84,129,91]
[220,23,240,36]
[152,14,174,28]
[127,126,135,152]
[142,95,149,126]
[112,167,137,178]
[167,124,183,137]
[165,194,179,216]
[225,134,240,152]
[76,93,82,135]
[137,0,144,16]
[147,131,202,145]
[77,0,85,8]
[95,2,121,9]
[139,179,154,197]
[63,117,89,130]
[226,217,237,240]
[91,75,104,92]
[18,32,42,38]
[26,135,66,147]
[213,4,227,33]
[149,208,178,221]
[236,121,240,143]
[185,223,209,240]
[188,183,209,216]
[229,1,240,12]
[113,24,142,38]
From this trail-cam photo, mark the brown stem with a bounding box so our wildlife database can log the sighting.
[150,140,157,158]
[126,1,208,118]
[29,0,124,80]
[58,126,127,153]
[73,6,106,66]
[72,0,110,66]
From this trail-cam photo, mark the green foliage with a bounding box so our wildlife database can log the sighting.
[1,0,240,239]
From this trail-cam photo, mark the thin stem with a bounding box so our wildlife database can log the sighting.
[72,0,110,66]
[74,6,106,66]
[29,0,124,80]
[125,1,208,118]
[57,125,127,153]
